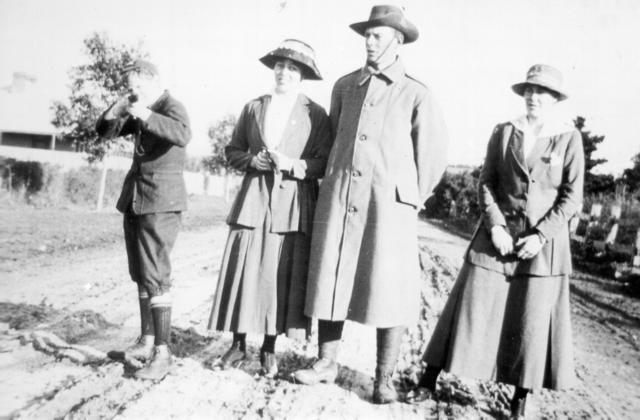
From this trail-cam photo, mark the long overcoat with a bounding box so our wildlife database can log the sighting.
[96,91,191,214]
[304,60,449,327]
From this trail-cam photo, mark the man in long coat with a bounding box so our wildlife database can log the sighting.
[293,5,448,403]
[96,59,191,381]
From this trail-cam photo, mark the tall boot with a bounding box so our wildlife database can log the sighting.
[372,326,405,404]
[125,286,155,361]
[136,295,172,381]
[292,320,343,385]
[509,387,528,419]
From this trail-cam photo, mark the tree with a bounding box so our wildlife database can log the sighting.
[620,153,640,195]
[202,114,238,174]
[574,116,615,195]
[51,32,148,162]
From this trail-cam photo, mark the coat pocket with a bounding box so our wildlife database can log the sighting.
[395,184,419,208]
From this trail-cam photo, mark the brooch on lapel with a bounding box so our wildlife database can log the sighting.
[542,152,562,166]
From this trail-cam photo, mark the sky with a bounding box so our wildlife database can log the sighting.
[1,0,639,175]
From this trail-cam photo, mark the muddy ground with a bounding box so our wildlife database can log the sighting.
[1,196,639,419]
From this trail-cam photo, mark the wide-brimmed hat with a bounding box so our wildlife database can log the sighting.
[122,59,158,77]
[349,5,419,44]
[511,64,568,101]
[259,39,322,80]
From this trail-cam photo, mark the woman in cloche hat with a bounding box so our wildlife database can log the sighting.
[407,64,583,419]
[207,39,331,378]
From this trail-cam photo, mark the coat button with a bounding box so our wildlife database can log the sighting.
[359,134,367,141]
[348,206,357,213]
[352,170,361,177]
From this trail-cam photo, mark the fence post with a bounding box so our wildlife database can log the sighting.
[96,159,108,211]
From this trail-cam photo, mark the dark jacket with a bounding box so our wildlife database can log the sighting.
[96,91,191,214]
[224,93,332,234]
[466,118,584,276]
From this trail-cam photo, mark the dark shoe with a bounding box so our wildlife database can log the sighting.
[260,350,278,378]
[373,371,398,404]
[218,342,248,370]
[125,335,155,361]
[405,386,436,404]
[135,345,172,381]
[292,358,338,385]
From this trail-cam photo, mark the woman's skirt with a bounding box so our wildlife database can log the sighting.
[207,210,311,339]
[423,262,575,390]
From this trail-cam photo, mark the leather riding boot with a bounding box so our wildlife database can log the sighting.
[509,387,528,419]
[292,320,343,385]
[125,291,155,361]
[372,326,405,404]
[136,299,172,381]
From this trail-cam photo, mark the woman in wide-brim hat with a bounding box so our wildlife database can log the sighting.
[207,39,332,377]
[407,64,584,419]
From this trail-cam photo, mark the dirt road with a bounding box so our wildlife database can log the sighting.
[1,218,638,419]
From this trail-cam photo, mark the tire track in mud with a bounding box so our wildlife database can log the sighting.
[3,221,639,419]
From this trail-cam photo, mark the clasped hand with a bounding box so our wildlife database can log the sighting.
[250,149,293,172]
[490,225,514,256]
[490,225,544,259]
[250,150,274,171]
[515,234,544,260]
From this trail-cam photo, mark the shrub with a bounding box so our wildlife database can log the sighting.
[63,167,127,208]
[0,157,127,209]
[422,167,481,234]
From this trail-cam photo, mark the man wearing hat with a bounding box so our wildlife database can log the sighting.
[293,5,448,403]
[96,59,191,381]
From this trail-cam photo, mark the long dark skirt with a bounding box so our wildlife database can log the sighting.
[208,210,311,340]
[423,262,575,390]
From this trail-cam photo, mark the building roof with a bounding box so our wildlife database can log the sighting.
[0,72,58,134]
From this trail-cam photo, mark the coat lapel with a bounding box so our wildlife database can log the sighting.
[254,95,270,148]
[507,129,530,180]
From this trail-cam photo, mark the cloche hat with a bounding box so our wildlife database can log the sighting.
[349,5,419,44]
[259,39,322,80]
[511,64,568,101]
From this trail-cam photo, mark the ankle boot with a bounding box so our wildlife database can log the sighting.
[259,334,278,378]
[218,334,248,370]
[292,342,339,384]
[126,335,155,361]
[135,345,172,381]
[136,302,172,381]
[372,326,404,404]
[260,350,278,378]
[126,294,155,361]
[292,320,342,385]
[405,365,440,404]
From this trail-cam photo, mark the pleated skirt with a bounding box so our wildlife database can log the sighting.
[423,262,575,390]
[208,210,311,339]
